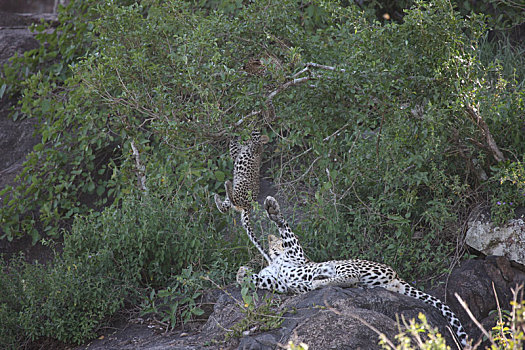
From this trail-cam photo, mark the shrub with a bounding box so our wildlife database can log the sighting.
[265,0,524,279]
[0,253,125,347]
[0,0,524,345]
[0,0,134,242]
[0,182,237,346]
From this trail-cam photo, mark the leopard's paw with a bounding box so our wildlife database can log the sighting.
[264,196,284,224]
[214,193,230,213]
[236,266,253,285]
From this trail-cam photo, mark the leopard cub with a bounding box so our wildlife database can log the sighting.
[214,130,270,262]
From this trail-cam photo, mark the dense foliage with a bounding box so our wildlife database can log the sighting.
[0,0,524,347]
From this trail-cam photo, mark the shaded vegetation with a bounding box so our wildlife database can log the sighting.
[0,0,524,347]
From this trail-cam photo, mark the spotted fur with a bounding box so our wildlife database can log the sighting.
[237,234,336,293]
[214,130,270,263]
[238,196,468,347]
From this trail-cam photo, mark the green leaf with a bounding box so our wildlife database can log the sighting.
[192,307,204,316]
[0,83,6,99]
[96,185,105,196]
[41,99,51,113]
[214,170,225,182]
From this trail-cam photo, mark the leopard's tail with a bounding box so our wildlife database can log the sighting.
[387,279,467,348]
[240,209,272,264]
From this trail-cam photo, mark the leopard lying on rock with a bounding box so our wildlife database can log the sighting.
[237,196,468,347]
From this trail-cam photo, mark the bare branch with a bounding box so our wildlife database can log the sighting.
[130,139,148,194]
[267,76,310,103]
[306,62,347,73]
[235,110,261,127]
[455,292,497,348]
[236,61,346,130]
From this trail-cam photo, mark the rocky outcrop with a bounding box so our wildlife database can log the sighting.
[432,256,525,343]
[0,12,42,193]
[466,212,525,267]
[213,287,457,349]
[78,256,525,350]
[0,12,41,65]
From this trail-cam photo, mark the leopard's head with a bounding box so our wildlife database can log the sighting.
[268,234,284,260]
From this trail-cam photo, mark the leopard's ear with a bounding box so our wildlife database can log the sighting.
[260,135,270,144]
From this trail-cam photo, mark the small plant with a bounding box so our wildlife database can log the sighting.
[224,276,285,340]
[379,313,450,350]
[0,253,127,346]
[489,160,525,225]
[285,340,310,350]
[489,285,525,349]
[140,267,205,331]
[376,285,525,349]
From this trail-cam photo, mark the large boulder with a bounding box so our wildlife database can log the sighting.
[0,12,40,66]
[224,286,458,349]
[431,256,525,344]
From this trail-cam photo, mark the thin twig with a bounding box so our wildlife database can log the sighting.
[491,281,507,346]
[235,110,261,127]
[455,293,498,348]
[325,300,397,349]
[267,76,310,102]
[305,62,347,73]
[280,156,321,186]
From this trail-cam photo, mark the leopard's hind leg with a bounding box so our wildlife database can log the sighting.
[264,196,308,264]
[236,265,287,293]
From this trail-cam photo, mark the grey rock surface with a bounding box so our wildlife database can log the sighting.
[78,256,525,350]
[466,215,525,267]
[0,12,41,202]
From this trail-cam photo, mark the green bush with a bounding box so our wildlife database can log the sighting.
[0,0,524,346]
[264,0,525,278]
[0,255,26,349]
[64,190,225,287]
[0,181,236,346]
[0,0,133,242]
[18,258,125,344]
[0,253,124,347]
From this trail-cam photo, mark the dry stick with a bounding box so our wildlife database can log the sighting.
[235,110,261,127]
[509,284,524,345]
[324,300,397,349]
[465,105,505,162]
[305,62,347,73]
[455,293,498,348]
[491,281,512,348]
[267,76,310,103]
[276,116,349,188]
[376,114,385,167]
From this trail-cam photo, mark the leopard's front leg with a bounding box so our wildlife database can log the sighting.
[236,265,287,293]
[214,181,233,213]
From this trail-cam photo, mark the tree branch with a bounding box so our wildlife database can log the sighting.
[130,139,148,194]
[236,61,345,128]
[465,105,505,162]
